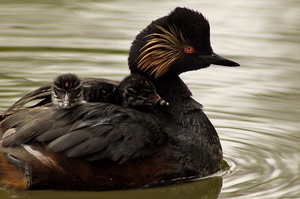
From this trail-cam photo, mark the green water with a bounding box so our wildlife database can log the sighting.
[0,0,299,198]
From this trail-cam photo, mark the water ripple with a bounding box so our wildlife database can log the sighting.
[217,119,300,198]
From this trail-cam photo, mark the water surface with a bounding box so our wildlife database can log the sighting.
[0,0,299,198]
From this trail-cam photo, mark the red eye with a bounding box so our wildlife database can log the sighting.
[184,46,195,54]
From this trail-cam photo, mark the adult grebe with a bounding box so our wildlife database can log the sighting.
[0,7,239,190]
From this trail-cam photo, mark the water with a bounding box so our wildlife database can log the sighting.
[0,0,299,198]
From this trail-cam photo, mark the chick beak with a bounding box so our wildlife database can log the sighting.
[149,94,169,106]
[200,52,240,67]
[62,94,71,108]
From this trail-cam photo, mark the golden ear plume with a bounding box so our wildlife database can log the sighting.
[137,25,188,78]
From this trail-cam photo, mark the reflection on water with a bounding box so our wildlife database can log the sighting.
[0,177,223,199]
[0,0,299,198]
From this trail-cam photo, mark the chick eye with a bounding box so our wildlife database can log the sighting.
[184,46,195,54]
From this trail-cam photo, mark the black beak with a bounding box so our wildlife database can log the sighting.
[200,52,240,67]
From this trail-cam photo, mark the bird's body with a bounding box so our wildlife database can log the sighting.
[0,7,239,190]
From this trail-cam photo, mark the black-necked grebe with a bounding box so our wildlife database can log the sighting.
[0,7,239,190]
[82,73,168,107]
[118,74,168,107]
[52,74,84,109]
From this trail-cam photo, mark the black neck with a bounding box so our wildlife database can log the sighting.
[152,74,192,103]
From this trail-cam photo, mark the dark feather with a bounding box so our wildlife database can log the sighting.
[2,78,120,118]
[2,102,165,163]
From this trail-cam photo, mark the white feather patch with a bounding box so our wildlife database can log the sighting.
[22,144,63,172]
